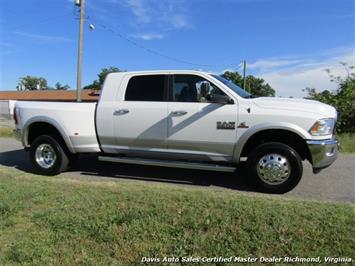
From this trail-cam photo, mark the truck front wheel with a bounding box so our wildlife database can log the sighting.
[247,142,303,194]
[29,135,69,176]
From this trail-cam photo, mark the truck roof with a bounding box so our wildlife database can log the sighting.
[107,70,212,76]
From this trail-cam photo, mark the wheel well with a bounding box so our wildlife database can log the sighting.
[241,129,311,162]
[27,122,69,152]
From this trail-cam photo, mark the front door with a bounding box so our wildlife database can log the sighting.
[167,74,238,162]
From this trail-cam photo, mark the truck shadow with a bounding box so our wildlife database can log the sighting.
[0,149,255,192]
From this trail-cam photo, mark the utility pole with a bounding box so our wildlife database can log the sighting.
[242,60,246,91]
[76,0,85,102]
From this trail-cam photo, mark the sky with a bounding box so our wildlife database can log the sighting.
[0,0,354,97]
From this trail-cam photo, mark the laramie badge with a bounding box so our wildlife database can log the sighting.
[216,121,236,130]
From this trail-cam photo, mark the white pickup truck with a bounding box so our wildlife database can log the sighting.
[14,70,339,193]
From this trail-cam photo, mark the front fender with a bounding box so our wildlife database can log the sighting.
[232,122,311,163]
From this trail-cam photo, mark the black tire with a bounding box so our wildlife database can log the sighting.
[68,154,79,168]
[247,142,303,194]
[29,135,69,176]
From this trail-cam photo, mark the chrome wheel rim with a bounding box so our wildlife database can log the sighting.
[257,153,291,185]
[35,144,57,169]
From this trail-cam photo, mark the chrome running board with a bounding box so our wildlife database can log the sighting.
[98,156,236,172]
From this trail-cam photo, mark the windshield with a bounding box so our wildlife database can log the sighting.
[210,74,252,99]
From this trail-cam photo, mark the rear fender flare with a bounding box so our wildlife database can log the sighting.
[23,116,75,154]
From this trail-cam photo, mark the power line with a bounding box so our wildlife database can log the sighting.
[87,16,242,68]
[6,11,244,70]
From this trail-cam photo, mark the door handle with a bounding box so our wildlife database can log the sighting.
[113,109,129,115]
[171,110,187,116]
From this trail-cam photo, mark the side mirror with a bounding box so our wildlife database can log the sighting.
[207,94,234,104]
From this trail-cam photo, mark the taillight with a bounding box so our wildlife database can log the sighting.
[13,108,18,125]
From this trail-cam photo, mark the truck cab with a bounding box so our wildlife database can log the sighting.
[97,71,241,162]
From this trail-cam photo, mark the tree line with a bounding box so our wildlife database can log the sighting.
[16,67,122,91]
[16,66,273,97]
[304,63,354,133]
[17,76,69,91]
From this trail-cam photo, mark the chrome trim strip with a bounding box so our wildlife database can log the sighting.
[101,144,229,157]
[306,139,338,146]
[99,156,236,172]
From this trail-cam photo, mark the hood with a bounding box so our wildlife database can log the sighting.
[252,97,337,118]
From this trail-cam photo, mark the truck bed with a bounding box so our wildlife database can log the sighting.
[15,101,100,153]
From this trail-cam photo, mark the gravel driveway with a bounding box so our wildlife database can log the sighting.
[1,138,354,203]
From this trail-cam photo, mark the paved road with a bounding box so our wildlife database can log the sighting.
[1,138,354,203]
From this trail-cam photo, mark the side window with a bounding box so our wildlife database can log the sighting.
[125,75,166,101]
[173,75,226,102]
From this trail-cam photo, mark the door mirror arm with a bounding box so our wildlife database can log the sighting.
[207,94,234,104]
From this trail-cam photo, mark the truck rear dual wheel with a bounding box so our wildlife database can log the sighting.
[247,142,303,194]
[29,135,69,176]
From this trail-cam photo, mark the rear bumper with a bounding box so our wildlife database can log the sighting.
[307,138,339,173]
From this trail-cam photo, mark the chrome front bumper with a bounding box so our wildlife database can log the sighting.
[307,138,339,173]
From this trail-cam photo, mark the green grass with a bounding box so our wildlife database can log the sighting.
[338,133,355,153]
[0,127,14,138]
[0,168,354,265]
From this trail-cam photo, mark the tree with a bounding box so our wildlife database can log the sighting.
[98,67,122,85]
[17,76,48,90]
[222,71,275,97]
[83,66,123,90]
[304,63,355,133]
[54,82,70,90]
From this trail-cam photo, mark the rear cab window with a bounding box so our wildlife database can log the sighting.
[125,75,168,101]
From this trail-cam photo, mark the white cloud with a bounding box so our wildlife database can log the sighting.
[123,0,190,30]
[168,14,188,29]
[0,42,18,55]
[83,0,190,42]
[248,58,304,70]
[256,48,355,98]
[251,13,355,23]
[126,0,152,23]
[0,42,15,48]
[132,33,164,40]
[262,68,332,98]
[14,31,73,43]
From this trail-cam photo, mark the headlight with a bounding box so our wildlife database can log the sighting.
[309,118,335,136]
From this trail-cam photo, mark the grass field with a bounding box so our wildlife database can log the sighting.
[0,167,354,265]
[0,127,14,138]
[337,133,355,153]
